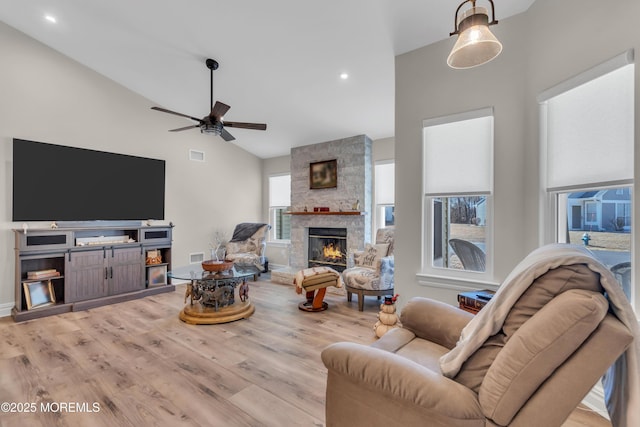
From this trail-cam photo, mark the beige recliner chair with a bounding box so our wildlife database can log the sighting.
[322,245,638,427]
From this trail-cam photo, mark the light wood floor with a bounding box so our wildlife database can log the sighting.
[0,275,611,426]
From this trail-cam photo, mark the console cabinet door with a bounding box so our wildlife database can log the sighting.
[108,246,145,295]
[65,250,108,302]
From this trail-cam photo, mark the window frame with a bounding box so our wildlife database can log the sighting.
[538,51,635,310]
[420,108,495,282]
[374,160,395,231]
[268,173,291,242]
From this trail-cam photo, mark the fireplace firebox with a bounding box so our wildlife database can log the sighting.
[308,227,347,272]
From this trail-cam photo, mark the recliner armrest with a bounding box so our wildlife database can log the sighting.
[321,342,482,418]
[400,297,474,349]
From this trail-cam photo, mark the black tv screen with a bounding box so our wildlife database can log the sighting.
[13,139,165,222]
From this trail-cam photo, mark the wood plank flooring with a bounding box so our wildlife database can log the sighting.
[0,275,611,426]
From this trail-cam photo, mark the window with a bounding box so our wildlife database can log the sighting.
[557,187,632,301]
[422,108,493,274]
[375,161,395,229]
[540,52,633,303]
[268,174,291,241]
[432,196,487,271]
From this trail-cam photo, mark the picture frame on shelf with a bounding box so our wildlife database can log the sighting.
[148,264,167,287]
[23,280,56,310]
[310,159,337,189]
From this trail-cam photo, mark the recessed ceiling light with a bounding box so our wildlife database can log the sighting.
[340,73,349,80]
[44,15,57,24]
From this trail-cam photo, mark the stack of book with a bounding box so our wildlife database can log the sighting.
[458,289,495,314]
[27,269,60,280]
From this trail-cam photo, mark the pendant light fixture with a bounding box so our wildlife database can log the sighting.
[447,0,502,69]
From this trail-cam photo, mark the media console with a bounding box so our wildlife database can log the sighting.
[12,224,175,321]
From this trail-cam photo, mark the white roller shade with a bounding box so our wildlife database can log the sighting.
[269,174,291,206]
[545,63,634,191]
[375,162,395,204]
[423,108,493,196]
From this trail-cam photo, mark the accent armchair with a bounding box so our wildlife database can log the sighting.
[341,227,394,311]
[224,223,270,274]
[322,244,639,426]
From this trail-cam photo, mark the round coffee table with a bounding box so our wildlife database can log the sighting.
[170,264,259,324]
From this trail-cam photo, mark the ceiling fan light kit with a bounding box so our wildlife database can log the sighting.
[151,58,266,141]
[447,0,502,69]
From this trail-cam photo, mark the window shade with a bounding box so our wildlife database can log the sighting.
[545,62,634,191]
[375,162,395,204]
[423,109,493,196]
[269,174,291,206]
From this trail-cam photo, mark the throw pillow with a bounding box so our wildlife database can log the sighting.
[355,243,390,269]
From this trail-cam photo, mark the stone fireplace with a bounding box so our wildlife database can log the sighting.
[289,134,372,271]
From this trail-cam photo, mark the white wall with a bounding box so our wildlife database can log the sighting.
[395,0,640,312]
[0,22,263,314]
[262,155,291,267]
[395,11,528,306]
[372,136,395,161]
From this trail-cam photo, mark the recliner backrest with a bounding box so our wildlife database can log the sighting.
[453,264,604,393]
[478,289,609,425]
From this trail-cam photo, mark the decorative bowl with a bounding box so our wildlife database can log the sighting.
[202,260,233,273]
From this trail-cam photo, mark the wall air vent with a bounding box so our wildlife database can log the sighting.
[189,149,205,162]
[189,252,205,264]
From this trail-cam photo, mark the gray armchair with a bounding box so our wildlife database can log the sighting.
[341,227,394,311]
[224,223,270,273]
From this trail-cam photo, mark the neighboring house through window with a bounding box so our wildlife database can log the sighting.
[539,51,634,303]
[268,174,291,241]
[422,107,494,275]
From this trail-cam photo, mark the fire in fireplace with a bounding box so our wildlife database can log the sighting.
[308,227,347,272]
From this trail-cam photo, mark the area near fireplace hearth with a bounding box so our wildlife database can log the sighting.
[271,135,372,287]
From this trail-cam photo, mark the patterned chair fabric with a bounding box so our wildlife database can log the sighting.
[342,227,395,292]
[225,223,271,272]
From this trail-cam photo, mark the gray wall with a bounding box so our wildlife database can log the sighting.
[0,22,263,314]
[395,0,640,313]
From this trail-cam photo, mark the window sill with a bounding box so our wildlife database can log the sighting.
[267,240,291,246]
[416,272,499,292]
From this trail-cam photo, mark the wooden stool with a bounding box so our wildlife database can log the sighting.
[294,267,341,312]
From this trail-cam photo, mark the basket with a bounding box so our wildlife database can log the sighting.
[201,260,233,273]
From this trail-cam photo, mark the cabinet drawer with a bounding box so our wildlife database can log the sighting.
[140,227,172,244]
[18,231,73,252]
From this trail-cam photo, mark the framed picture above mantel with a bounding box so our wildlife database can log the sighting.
[310,159,337,189]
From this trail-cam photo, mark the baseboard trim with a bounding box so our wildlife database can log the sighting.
[0,302,14,319]
[268,263,288,271]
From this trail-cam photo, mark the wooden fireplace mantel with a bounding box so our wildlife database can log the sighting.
[285,211,364,216]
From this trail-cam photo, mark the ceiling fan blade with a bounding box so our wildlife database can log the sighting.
[220,128,236,142]
[211,101,231,120]
[224,121,267,131]
[169,125,200,132]
[151,106,202,123]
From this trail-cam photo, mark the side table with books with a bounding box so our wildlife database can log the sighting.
[458,289,496,314]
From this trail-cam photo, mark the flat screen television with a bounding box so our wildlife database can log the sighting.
[12,139,165,222]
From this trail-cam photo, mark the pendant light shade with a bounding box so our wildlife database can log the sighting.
[447,1,502,69]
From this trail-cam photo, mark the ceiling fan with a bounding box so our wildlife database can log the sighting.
[151,58,267,142]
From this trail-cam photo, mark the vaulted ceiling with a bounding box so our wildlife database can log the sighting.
[0,0,535,158]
